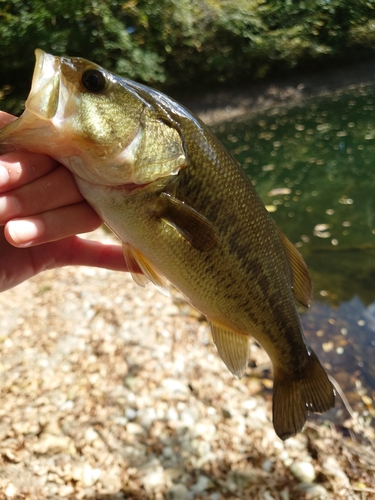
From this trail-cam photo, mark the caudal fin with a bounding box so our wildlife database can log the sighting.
[272,348,335,440]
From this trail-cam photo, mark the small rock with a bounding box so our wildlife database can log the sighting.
[126,422,145,435]
[4,483,17,498]
[99,472,122,493]
[139,460,166,493]
[165,484,190,500]
[191,475,213,493]
[58,484,75,497]
[84,427,100,444]
[290,461,316,483]
[125,408,137,420]
[33,433,71,454]
[295,483,329,499]
[321,457,350,486]
[261,459,274,473]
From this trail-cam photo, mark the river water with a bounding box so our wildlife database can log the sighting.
[213,84,375,432]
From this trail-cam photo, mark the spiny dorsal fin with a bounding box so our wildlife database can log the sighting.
[159,193,219,252]
[272,348,335,440]
[278,229,312,307]
[122,242,170,296]
[209,320,249,378]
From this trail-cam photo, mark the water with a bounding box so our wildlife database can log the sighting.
[212,84,375,431]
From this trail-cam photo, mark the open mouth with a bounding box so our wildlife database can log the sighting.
[26,49,61,120]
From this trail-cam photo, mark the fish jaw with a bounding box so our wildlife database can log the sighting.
[0,50,81,159]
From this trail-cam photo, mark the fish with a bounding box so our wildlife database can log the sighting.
[0,49,335,439]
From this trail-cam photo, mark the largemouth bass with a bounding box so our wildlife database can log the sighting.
[0,50,335,439]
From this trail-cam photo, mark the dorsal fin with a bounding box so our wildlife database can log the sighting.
[278,229,312,307]
[209,320,249,378]
[122,242,170,296]
[159,193,219,252]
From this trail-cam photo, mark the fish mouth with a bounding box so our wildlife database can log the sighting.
[26,49,61,120]
[0,49,76,153]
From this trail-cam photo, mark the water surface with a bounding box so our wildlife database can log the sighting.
[213,84,375,431]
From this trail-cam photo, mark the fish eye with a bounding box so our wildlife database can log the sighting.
[81,69,107,93]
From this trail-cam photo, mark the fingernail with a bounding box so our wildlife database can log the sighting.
[7,219,44,246]
[0,165,9,186]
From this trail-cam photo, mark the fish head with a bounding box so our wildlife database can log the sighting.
[0,50,186,186]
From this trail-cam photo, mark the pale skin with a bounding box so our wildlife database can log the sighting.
[0,111,129,292]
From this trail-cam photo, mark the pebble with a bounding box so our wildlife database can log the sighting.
[126,422,145,435]
[295,483,330,499]
[0,226,370,498]
[321,457,350,485]
[165,484,190,500]
[191,475,213,493]
[290,461,316,483]
[33,433,72,454]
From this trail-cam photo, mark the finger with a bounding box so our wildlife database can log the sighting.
[0,111,17,128]
[0,151,60,193]
[53,236,130,272]
[0,166,84,223]
[5,202,102,247]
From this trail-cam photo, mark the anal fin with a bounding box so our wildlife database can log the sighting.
[209,320,249,379]
[122,242,170,296]
[272,348,335,440]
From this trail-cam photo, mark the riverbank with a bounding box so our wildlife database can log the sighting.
[180,58,375,125]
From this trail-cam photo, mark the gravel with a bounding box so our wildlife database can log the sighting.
[0,228,374,499]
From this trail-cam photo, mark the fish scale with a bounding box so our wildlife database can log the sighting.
[0,49,335,439]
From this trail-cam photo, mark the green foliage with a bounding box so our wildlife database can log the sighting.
[1,0,375,114]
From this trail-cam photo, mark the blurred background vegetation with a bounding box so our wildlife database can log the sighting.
[1,0,375,114]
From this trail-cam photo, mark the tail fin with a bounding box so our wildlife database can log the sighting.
[272,349,335,440]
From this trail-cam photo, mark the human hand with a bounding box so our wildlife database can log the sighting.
[0,111,130,292]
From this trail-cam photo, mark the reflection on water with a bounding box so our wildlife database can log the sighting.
[213,84,375,429]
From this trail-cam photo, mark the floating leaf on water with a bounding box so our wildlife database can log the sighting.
[331,239,339,246]
[322,341,334,352]
[314,223,331,231]
[273,141,282,147]
[342,221,351,227]
[364,133,375,140]
[319,291,329,297]
[301,235,310,243]
[326,209,335,215]
[336,131,348,137]
[340,328,348,335]
[336,347,344,355]
[262,164,274,171]
[265,205,277,213]
[316,123,331,131]
[258,132,274,140]
[295,124,305,131]
[268,187,292,196]
[339,196,354,205]
[357,320,366,326]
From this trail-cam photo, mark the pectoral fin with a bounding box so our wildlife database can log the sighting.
[122,242,170,296]
[209,320,249,378]
[278,229,312,307]
[159,193,219,252]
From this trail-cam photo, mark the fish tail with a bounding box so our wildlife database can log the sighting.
[272,348,335,440]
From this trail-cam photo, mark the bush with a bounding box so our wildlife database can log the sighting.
[1,0,374,114]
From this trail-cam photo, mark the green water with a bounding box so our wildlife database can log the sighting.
[213,84,375,426]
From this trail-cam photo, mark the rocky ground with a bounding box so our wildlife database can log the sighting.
[1,60,375,499]
[0,226,374,500]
